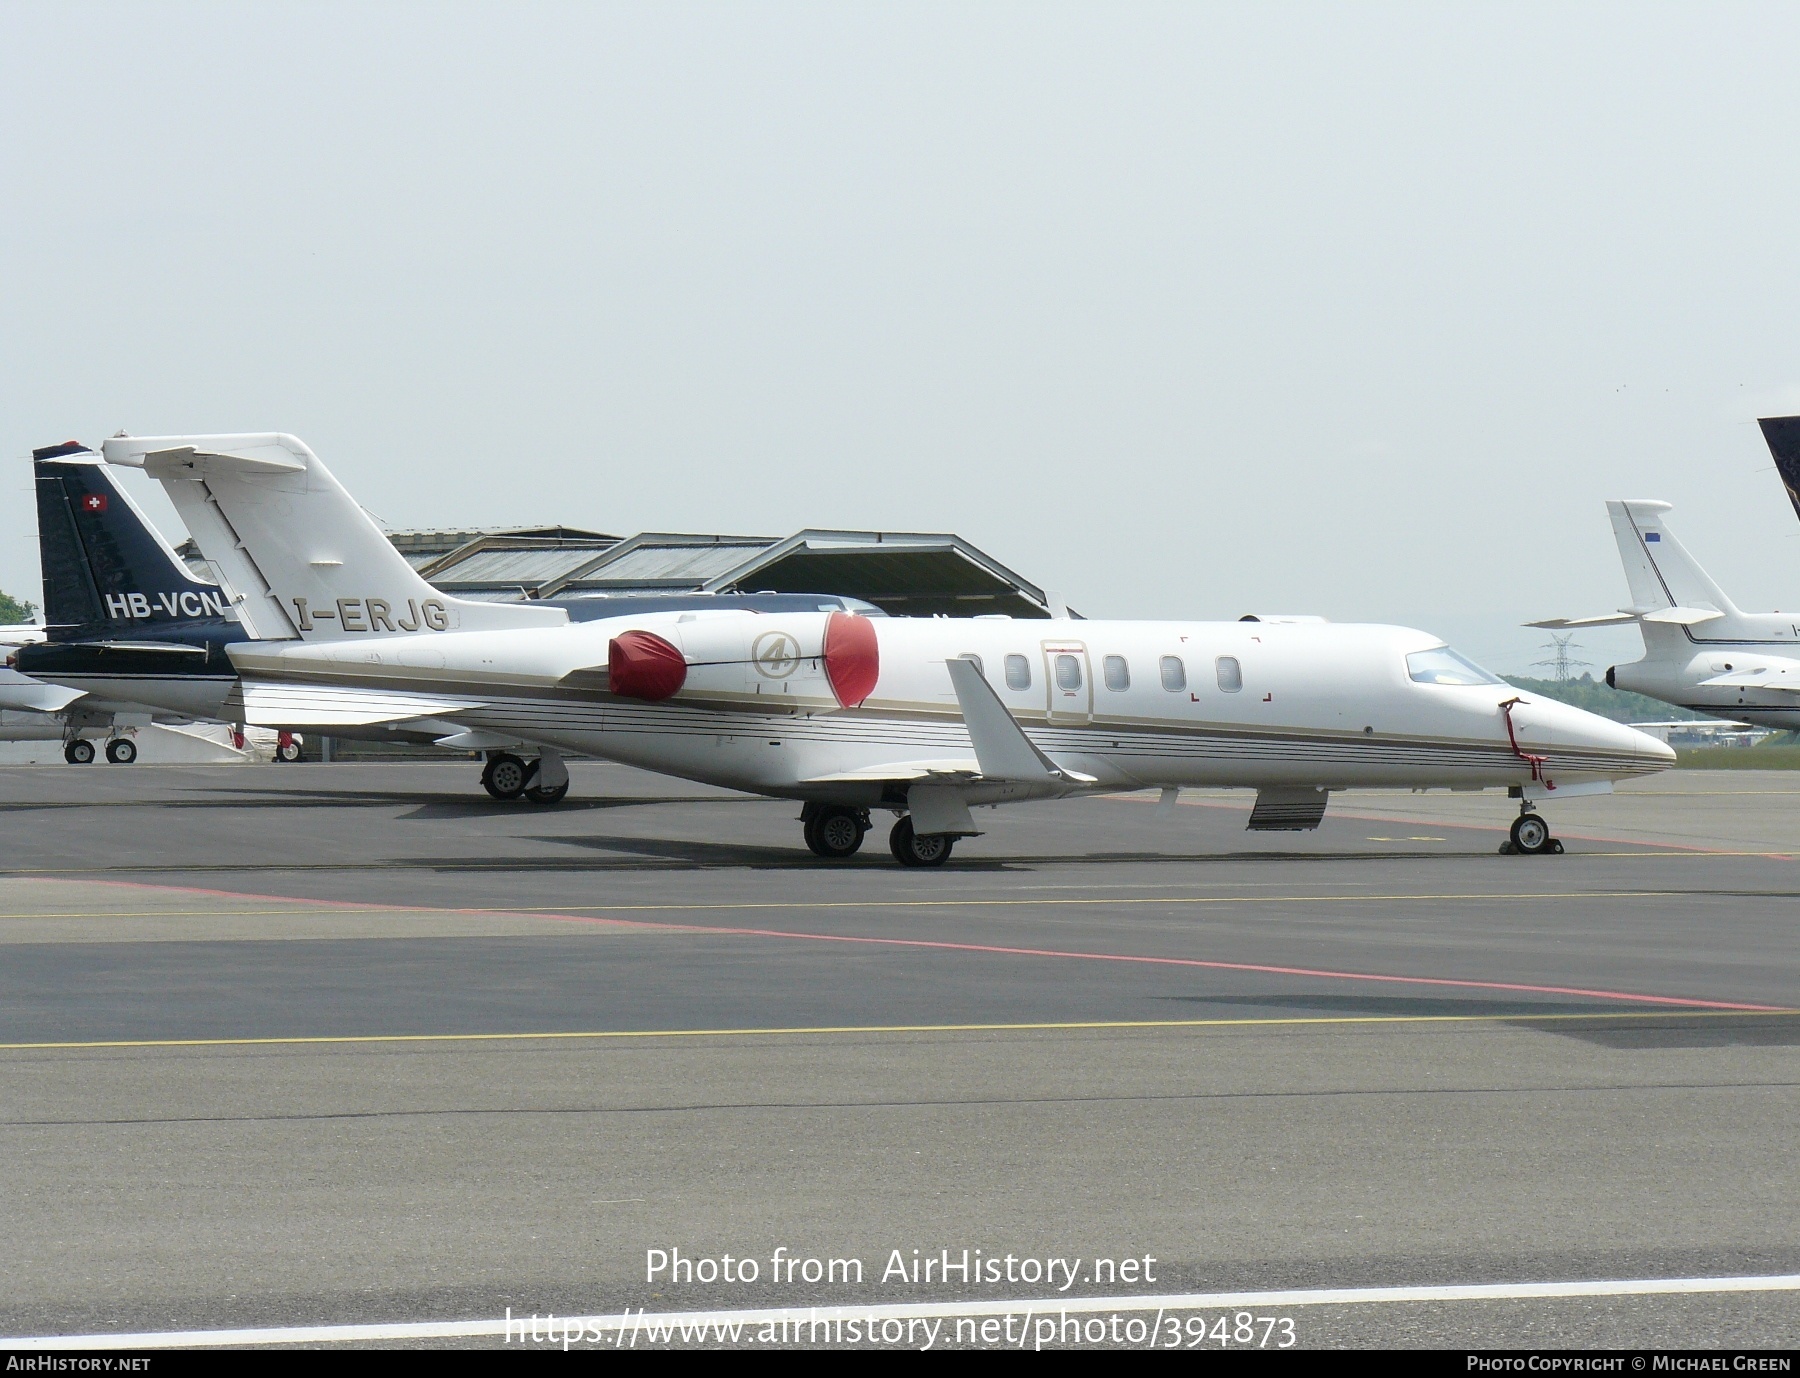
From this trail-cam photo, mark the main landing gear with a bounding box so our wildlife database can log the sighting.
[1499,804,1564,856]
[63,738,95,765]
[801,804,871,858]
[889,815,955,868]
[797,807,956,866]
[480,750,570,805]
[104,737,138,764]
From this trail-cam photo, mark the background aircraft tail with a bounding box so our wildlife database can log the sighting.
[1757,416,1800,526]
[102,434,568,642]
[1605,499,1742,621]
[34,444,235,640]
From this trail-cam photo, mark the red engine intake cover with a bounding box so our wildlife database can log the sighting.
[608,630,687,701]
[823,611,879,708]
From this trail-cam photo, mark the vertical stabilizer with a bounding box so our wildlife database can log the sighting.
[1758,416,1800,526]
[1605,499,1740,617]
[102,434,569,642]
[34,444,235,639]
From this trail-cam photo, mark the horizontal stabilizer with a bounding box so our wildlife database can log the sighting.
[231,681,482,727]
[1527,613,1644,629]
[104,438,306,477]
[83,640,211,655]
[1642,607,1725,625]
[1527,606,1722,629]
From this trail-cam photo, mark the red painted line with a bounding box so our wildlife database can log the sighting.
[28,876,1783,1012]
[516,912,1783,1012]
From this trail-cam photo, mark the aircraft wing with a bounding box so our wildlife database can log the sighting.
[801,759,983,784]
[1699,656,1800,691]
[231,681,485,727]
[944,655,1098,783]
[0,676,84,713]
[1528,606,1724,629]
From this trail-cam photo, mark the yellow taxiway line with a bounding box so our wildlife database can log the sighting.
[1,1007,1793,1053]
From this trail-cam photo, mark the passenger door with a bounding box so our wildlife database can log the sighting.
[1041,641,1093,724]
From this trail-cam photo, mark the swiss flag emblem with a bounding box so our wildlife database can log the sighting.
[81,493,107,513]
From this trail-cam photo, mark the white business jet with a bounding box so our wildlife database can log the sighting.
[1534,498,1800,730]
[102,433,1671,863]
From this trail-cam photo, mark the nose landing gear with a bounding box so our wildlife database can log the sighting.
[1500,805,1564,856]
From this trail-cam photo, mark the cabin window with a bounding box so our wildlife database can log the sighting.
[1160,655,1186,692]
[1055,654,1083,691]
[1004,654,1031,690]
[1103,655,1130,691]
[1215,656,1243,693]
[1405,645,1502,686]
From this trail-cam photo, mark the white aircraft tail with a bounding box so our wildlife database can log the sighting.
[1531,501,1743,635]
[103,434,567,642]
[1605,500,1741,620]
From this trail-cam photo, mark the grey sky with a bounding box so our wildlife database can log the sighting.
[6,2,1800,674]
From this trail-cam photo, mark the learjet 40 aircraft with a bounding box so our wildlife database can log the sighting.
[1533,497,1800,730]
[102,433,1672,862]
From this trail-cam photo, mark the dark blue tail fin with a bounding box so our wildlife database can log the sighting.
[1757,416,1800,526]
[34,444,234,640]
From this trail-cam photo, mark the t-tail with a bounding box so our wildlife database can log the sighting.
[1530,499,1751,642]
[34,443,237,640]
[100,434,570,642]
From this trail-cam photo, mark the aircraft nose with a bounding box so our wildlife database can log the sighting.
[1544,699,1676,774]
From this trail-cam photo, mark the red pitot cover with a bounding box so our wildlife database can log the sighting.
[608,630,687,701]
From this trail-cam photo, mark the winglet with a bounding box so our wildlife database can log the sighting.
[944,655,1094,783]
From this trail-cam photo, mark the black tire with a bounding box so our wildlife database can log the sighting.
[481,752,528,800]
[805,806,867,859]
[64,738,95,765]
[1509,813,1552,855]
[889,815,954,868]
[105,738,137,764]
[275,741,302,763]
[525,780,570,805]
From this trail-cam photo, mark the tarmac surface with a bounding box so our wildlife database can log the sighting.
[1,761,1797,1349]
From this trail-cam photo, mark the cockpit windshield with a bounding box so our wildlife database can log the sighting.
[1406,645,1503,686]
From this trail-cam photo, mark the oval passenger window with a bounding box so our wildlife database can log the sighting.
[1216,656,1242,693]
[1005,654,1031,690]
[1160,656,1186,692]
[1055,654,1082,691]
[1103,655,1129,691]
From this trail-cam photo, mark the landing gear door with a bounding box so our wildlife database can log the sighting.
[1041,642,1092,724]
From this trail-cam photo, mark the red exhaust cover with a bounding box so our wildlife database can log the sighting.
[608,630,687,701]
[823,611,879,708]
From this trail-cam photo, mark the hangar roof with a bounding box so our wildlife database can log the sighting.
[178,525,1064,619]
[424,528,1062,619]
